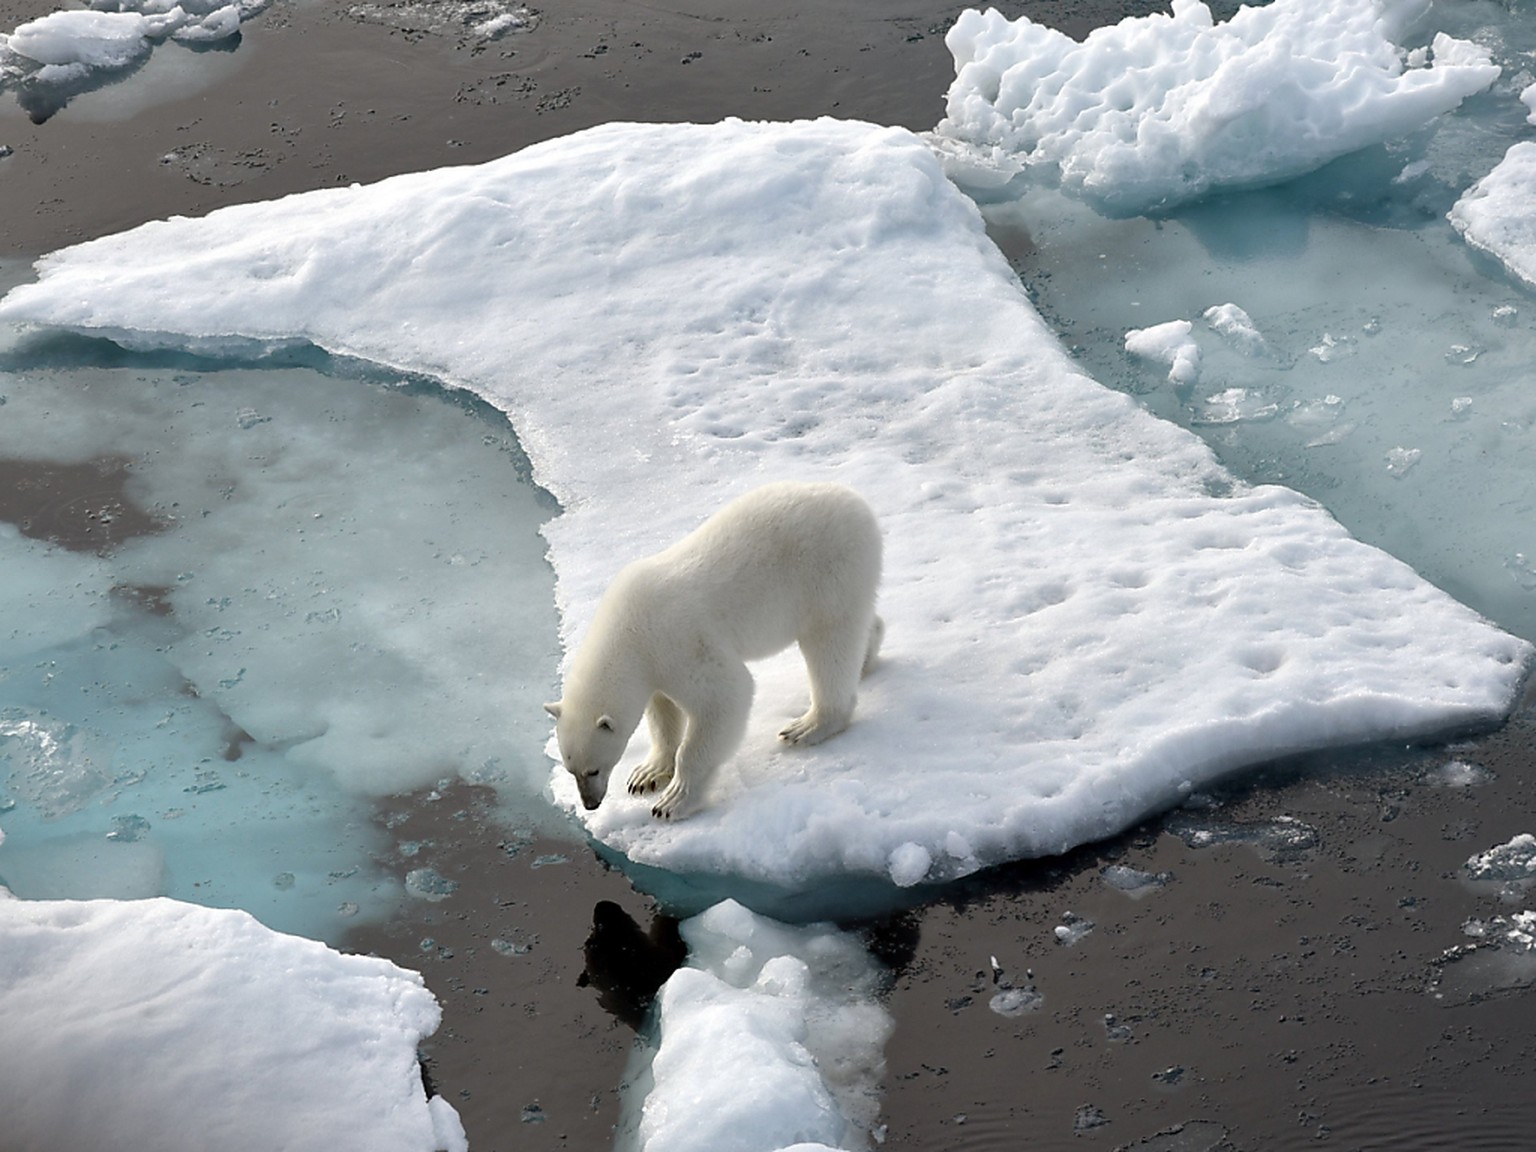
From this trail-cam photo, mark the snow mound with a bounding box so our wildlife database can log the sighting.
[1449,141,1536,289]
[0,889,465,1152]
[634,900,889,1152]
[935,0,1500,215]
[0,118,1526,893]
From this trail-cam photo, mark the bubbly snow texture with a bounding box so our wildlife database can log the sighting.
[1449,142,1536,289]
[631,900,889,1152]
[0,118,1527,892]
[0,888,465,1152]
[936,0,1500,214]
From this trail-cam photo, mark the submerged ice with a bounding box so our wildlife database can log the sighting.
[0,350,562,940]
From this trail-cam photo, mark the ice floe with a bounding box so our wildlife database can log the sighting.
[936,0,1500,214]
[0,117,1527,895]
[0,1,269,120]
[0,887,465,1152]
[1449,141,1536,289]
[623,899,889,1152]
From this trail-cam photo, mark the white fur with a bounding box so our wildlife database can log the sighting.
[546,482,883,820]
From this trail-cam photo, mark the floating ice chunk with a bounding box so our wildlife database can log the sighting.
[1125,319,1201,383]
[1450,142,1536,289]
[1192,387,1279,425]
[634,900,890,1152]
[936,0,1500,215]
[1309,332,1357,362]
[1101,863,1172,898]
[1053,910,1094,946]
[0,0,265,121]
[0,893,465,1152]
[1431,758,1494,788]
[404,867,458,901]
[1203,302,1267,356]
[1385,446,1422,477]
[989,985,1043,1016]
[1465,832,1536,881]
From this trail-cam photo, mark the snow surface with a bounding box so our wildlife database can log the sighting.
[0,118,1528,895]
[625,900,889,1152]
[935,0,1500,215]
[0,886,465,1152]
[1449,141,1536,289]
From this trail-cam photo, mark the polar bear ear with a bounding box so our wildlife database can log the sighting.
[544,701,563,719]
[596,715,615,732]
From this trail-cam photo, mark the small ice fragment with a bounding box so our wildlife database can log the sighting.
[1202,302,1266,356]
[1192,387,1277,425]
[529,853,568,869]
[1103,1012,1133,1041]
[235,407,271,430]
[1053,911,1094,946]
[1101,863,1171,898]
[1451,396,1474,418]
[1445,343,1483,365]
[1431,759,1493,788]
[337,901,359,917]
[491,936,534,956]
[521,1104,546,1124]
[1125,319,1200,384]
[405,867,459,901]
[1074,1105,1110,1132]
[106,814,151,842]
[1385,447,1421,477]
[1493,303,1519,326]
[273,872,295,890]
[1523,80,1536,125]
[888,841,931,887]
[1465,833,1536,881]
[1393,159,1432,185]
[1309,333,1356,362]
[989,986,1043,1016]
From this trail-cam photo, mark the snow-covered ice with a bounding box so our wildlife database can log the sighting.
[935,0,1500,215]
[0,887,465,1152]
[1449,141,1536,289]
[0,117,1526,895]
[622,899,889,1152]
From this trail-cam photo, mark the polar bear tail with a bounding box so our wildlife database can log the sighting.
[861,615,885,678]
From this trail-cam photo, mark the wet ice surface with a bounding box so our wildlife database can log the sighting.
[974,1,1536,648]
[0,323,563,942]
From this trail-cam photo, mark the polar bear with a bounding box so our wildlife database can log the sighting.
[545,481,883,820]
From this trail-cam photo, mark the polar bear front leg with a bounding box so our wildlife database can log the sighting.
[652,661,753,820]
[628,692,684,796]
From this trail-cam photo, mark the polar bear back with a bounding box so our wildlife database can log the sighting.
[615,482,881,663]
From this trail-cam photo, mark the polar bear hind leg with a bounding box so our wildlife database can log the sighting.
[780,613,882,746]
[627,692,684,796]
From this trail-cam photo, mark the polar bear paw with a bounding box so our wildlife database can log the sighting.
[627,757,674,796]
[651,778,691,820]
[779,709,849,746]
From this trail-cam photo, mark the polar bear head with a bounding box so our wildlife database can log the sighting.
[544,700,631,810]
